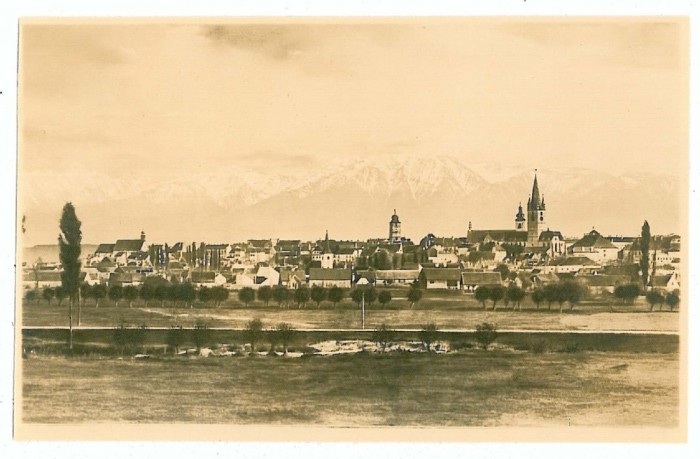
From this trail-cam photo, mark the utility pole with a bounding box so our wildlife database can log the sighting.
[361,290,365,330]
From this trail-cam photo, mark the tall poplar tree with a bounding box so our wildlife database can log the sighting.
[640,220,651,290]
[58,203,82,351]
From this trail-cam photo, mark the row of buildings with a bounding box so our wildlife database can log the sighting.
[23,174,681,296]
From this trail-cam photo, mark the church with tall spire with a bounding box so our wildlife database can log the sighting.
[526,172,546,246]
[467,171,565,256]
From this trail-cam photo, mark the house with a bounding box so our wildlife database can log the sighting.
[420,268,462,290]
[247,239,275,264]
[605,236,636,252]
[529,272,561,288]
[279,268,306,288]
[191,271,226,287]
[621,234,682,263]
[547,256,599,274]
[577,274,630,295]
[462,251,498,269]
[255,266,280,286]
[569,229,620,264]
[234,272,256,287]
[308,268,352,288]
[82,267,102,286]
[22,270,63,289]
[461,272,503,292]
[354,270,377,286]
[375,269,420,286]
[651,272,681,293]
[165,261,187,276]
[275,240,301,265]
[108,272,145,287]
[288,271,306,289]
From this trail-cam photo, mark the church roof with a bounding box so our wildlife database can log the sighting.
[539,230,564,242]
[467,230,528,244]
[114,239,145,252]
[571,231,617,249]
[95,243,115,254]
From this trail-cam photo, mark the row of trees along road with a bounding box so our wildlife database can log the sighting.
[28,282,229,310]
[236,285,423,309]
[32,281,425,311]
[475,282,584,313]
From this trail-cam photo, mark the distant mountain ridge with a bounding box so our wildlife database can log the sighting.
[20,155,682,245]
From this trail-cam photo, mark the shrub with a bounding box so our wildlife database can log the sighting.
[112,321,148,356]
[474,322,498,350]
[371,323,395,351]
[377,290,392,307]
[529,339,548,354]
[238,287,255,307]
[192,320,213,350]
[419,322,439,352]
[166,325,187,354]
[272,286,290,308]
[294,287,311,308]
[310,286,327,308]
[614,283,642,306]
[327,286,344,307]
[488,286,505,310]
[474,286,491,309]
[257,286,273,307]
[645,291,665,312]
[274,322,294,355]
[407,287,422,308]
[244,318,264,353]
[531,288,544,309]
[42,287,55,305]
[665,291,680,311]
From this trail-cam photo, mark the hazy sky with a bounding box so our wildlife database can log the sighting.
[20,18,688,180]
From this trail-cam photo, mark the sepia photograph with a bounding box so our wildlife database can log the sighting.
[12,15,690,443]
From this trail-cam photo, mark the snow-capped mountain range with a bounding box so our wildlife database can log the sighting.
[20,155,682,245]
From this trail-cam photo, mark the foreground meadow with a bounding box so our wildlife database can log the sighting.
[22,350,678,426]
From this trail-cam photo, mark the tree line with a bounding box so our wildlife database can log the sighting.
[27,282,427,310]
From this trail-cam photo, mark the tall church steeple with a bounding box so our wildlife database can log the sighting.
[527,171,546,245]
[528,174,541,212]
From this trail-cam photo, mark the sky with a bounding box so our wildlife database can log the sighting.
[20,18,688,181]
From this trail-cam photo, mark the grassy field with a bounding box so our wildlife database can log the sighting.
[22,350,679,426]
[22,300,679,332]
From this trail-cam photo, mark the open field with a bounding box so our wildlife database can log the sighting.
[22,301,679,332]
[22,351,679,426]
